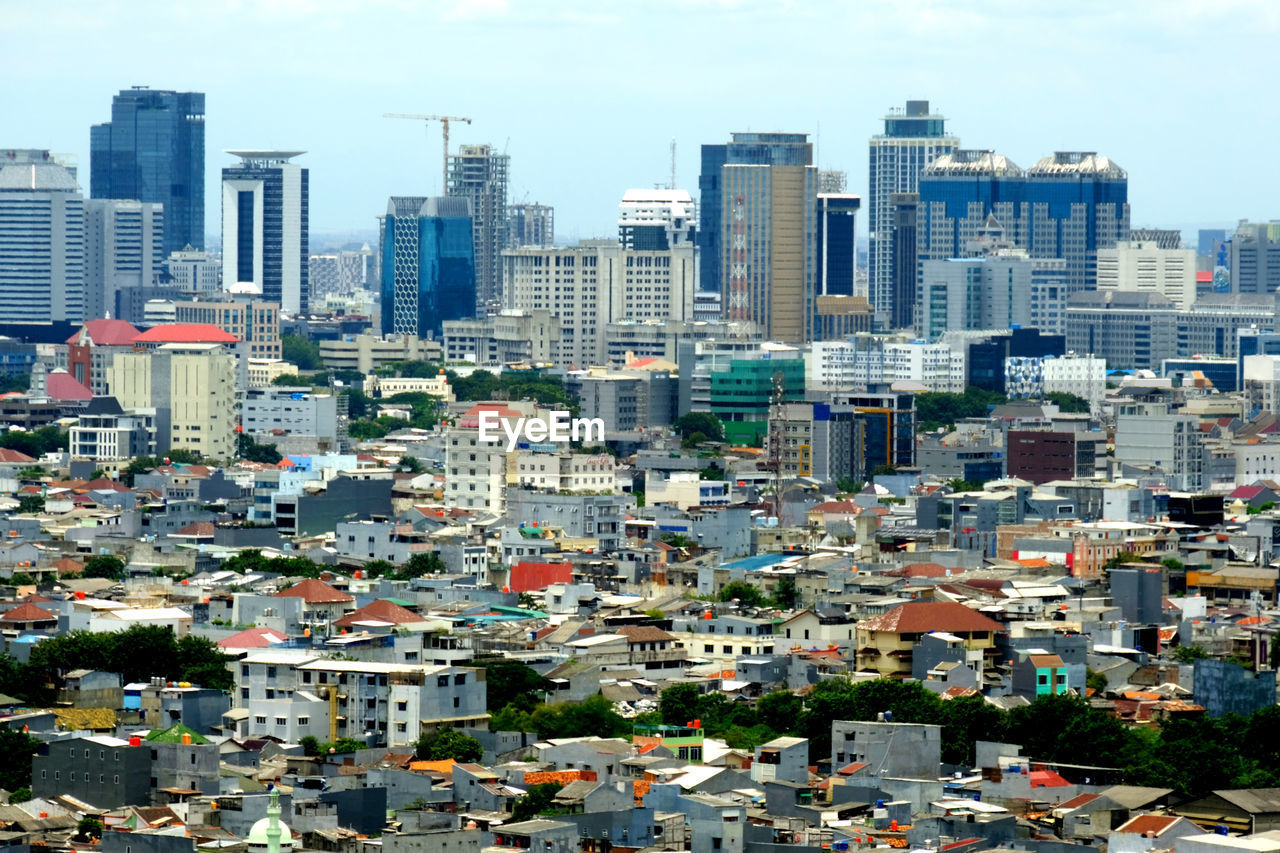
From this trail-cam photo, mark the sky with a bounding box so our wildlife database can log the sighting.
[4,0,1277,246]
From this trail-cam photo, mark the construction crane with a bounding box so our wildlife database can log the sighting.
[383,113,472,192]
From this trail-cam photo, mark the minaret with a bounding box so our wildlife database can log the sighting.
[266,785,282,853]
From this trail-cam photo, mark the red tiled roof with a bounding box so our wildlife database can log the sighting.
[458,403,525,428]
[0,449,36,464]
[1029,769,1071,788]
[217,626,290,649]
[272,578,354,604]
[134,324,239,344]
[0,602,56,623]
[1231,485,1266,500]
[46,371,93,402]
[67,319,141,346]
[810,500,862,514]
[860,602,1004,635]
[54,557,84,576]
[333,599,423,628]
[1116,815,1182,836]
[173,522,215,537]
[886,562,951,578]
[1056,793,1101,810]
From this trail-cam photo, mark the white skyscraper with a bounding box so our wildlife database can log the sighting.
[868,100,957,329]
[0,149,85,322]
[221,150,309,315]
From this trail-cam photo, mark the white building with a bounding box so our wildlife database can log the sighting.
[1096,240,1196,311]
[1114,399,1207,491]
[618,189,696,249]
[515,450,616,493]
[445,401,539,512]
[503,240,697,368]
[166,247,222,295]
[241,387,344,453]
[363,374,454,401]
[919,250,1034,341]
[1043,355,1107,410]
[69,396,156,469]
[221,150,308,315]
[83,199,164,321]
[309,245,373,298]
[0,150,84,322]
[807,338,964,393]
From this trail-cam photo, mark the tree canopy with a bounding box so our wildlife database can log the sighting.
[414,729,483,762]
[282,334,324,371]
[914,388,1007,432]
[26,626,232,692]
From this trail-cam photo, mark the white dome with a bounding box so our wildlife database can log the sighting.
[245,817,294,849]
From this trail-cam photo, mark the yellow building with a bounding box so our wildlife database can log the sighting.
[856,601,1003,678]
[108,343,236,459]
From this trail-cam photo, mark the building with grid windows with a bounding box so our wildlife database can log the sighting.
[447,144,508,311]
[221,150,309,315]
[0,150,85,322]
[90,88,204,257]
[380,196,475,339]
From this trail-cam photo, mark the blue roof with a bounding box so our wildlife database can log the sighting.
[721,554,791,572]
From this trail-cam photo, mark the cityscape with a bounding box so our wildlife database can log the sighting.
[1,4,1280,853]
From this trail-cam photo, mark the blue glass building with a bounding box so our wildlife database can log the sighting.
[697,144,727,293]
[381,197,476,339]
[90,87,204,257]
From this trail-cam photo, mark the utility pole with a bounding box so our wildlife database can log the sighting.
[383,113,473,192]
[769,370,786,523]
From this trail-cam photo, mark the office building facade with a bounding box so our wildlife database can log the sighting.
[380,196,476,340]
[221,150,310,315]
[506,202,554,248]
[1230,222,1280,294]
[1096,240,1196,310]
[447,144,508,311]
[888,192,919,331]
[90,88,204,257]
[619,189,696,249]
[0,149,85,322]
[817,193,860,301]
[868,100,958,329]
[83,199,164,321]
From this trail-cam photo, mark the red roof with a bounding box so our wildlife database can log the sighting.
[0,602,56,623]
[334,599,423,628]
[860,602,1004,635]
[1029,769,1071,788]
[272,578,354,604]
[886,562,951,578]
[1230,485,1267,500]
[134,324,239,344]
[173,522,215,538]
[458,403,525,428]
[67,319,141,346]
[810,500,862,515]
[1056,793,1101,810]
[1116,815,1182,836]
[217,626,290,649]
[1196,271,1213,283]
[46,371,93,402]
[0,449,36,464]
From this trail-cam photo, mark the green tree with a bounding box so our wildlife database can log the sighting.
[947,478,985,493]
[937,694,1007,765]
[1171,644,1210,663]
[237,433,283,464]
[473,658,552,713]
[415,729,483,762]
[1045,391,1091,413]
[488,704,536,733]
[320,738,368,755]
[1086,668,1108,695]
[0,426,68,458]
[1103,551,1144,570]
[405,552,446,576]
[659,683,702,727]
[83,555,125,581]
[16,495,44,514]
[797,678,943,760]
[718,581,766,608]
[0,729,42,792]
[299,735,321,756]
[914,387,1008,432]
[770,576,799,610]
[398,455,425,474]
[836,477,863,494]
[282,334,324,371]
[9,787,30,804]
[176,633,233,691]
[1005,692,1139,770]
[674,412,725,443]
[756,691,803,735]
[0,374,29,394]
[77,817,104,841]
[348,419,394,441]
[511,783,566,821]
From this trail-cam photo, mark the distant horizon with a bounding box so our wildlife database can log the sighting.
[6,1,1277,243]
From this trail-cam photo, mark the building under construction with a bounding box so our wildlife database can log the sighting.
[447,144,509,313]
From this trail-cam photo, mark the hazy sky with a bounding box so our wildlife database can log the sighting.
[5,0,1276,245]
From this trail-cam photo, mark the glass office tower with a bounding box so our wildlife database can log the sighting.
[381,196,476,339]
[90,87,204,257]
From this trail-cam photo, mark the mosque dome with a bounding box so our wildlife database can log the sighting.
[245,816,294,850]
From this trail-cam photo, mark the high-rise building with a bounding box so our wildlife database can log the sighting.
[817,194,860,300]
[0,149,85,322]
[868,100,958,329]
[1023,151,1129,296]
[715,132,817,343]
[107,342,236,459]
[506,203,554,248]
[83,199,164,321]
[918,250,1035,341]
[888,193,919,330]
[618,190,696,249]
[1230,221,1280,294]
[309,245,374,299]
[380,196,476,340]
[220,150,310,315]
[447,144,508,311]
[917,150,1028,266]
[697,143,728,293]
[1096,240,1196,310]
[503,239,696,367]
[166,247,221,295]
[90,87,204,256]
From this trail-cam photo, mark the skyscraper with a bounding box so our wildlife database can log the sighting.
[447,144,508,312]
[715,132,817,343]
[1228,221,1280,294]
[83,199,164,321]
[0,149,85,322]
[380,196,476,339]
[90,87,204,256]
[618,190,696,249]
[221,150,310,315]
[817,193,860,298]
[506,203,554,248]
[888,193,919,330]
[868,100,957,329]
[917,150,1027,265]
[697,143,728,293]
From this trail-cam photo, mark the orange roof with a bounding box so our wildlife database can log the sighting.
[272,578,354,604]
[1029,769,1071,788]
[1016,558,1053,569]
[860,602,1004,635]
[1116,815,1182,836]
[408,758,456,775]
[334,599,423,628]
[135,324,239,344]
[0,602,57,623]
[0,448,36,464]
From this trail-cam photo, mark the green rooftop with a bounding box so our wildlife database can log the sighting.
[145,723,209,744]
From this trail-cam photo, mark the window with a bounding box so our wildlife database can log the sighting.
[276,717,287,726]
[298,717,309,726]
[453,696,460,708]
[255,715,267,725]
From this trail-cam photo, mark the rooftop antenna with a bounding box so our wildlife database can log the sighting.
[669,138,677,190]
